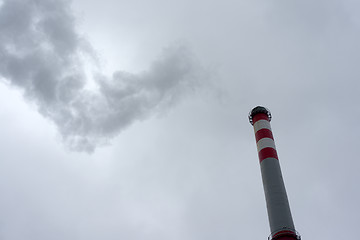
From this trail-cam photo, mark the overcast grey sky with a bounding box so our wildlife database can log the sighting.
[0,0,360,239]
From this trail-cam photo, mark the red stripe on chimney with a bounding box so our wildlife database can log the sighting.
[258,147,278,163]
[255,128,274,142]
[252,113,269,124]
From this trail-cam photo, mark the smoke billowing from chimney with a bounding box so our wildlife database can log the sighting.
[0,0,203,152]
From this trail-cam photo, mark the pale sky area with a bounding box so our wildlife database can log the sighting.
[0,0,360,239]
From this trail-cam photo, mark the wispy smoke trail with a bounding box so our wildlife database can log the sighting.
[0,0,203,152]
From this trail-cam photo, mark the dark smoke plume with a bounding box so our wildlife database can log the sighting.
[0,0,203,152]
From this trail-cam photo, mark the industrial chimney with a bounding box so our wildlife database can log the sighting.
[249,106,301,240]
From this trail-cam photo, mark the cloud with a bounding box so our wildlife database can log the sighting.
[0,0,203,152]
